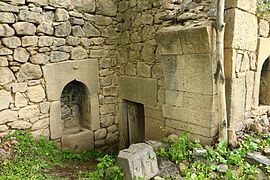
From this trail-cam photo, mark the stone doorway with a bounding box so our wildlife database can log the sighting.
[127,101,145,145]
[259,58,270,105]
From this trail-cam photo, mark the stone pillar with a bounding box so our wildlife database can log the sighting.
[224,0,258,130]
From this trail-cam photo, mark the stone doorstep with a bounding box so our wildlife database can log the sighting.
[61,128,94,152]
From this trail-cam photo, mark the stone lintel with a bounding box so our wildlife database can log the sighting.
[119,76,157,107]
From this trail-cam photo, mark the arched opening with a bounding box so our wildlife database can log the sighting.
[60,80,90,134]
[259,58,270,105]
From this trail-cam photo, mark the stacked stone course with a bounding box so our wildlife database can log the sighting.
[0,0,120,151]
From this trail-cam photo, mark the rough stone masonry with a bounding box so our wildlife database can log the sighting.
[0,0,269,151]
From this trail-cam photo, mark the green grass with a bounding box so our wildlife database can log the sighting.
[158,132,270,180]
[0,130,123,180]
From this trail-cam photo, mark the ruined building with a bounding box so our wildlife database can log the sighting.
[0,0,269,151]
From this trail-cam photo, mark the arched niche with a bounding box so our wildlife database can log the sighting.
[254,38,270,107]
[60,80,91,134]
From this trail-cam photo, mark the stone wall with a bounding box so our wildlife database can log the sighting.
[117,0,218,146]
[0,0,119,151]
[225,0,270,132]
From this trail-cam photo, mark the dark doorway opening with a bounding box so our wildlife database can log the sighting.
[127,101,145,145]
[259,58,270,105]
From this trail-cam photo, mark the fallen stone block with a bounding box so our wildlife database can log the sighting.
[117,143,158,180]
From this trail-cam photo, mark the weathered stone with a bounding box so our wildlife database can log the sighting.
[107,125,117,133]
[119,77,157,106]
[137,62,151,78]
[100,115,114,128]
[93,15,113,26]
[70,0,95,13]
[225,9,257,51]
[55,8,69,21]
[27,85,45,103]
[0,90,11,111]
[0,2,19,13]
[71,47,88,60]
[228,129,238,148]
[13,22,36,35]
[259,19,269,38]
[0,57,8,67]
[225,0,257,13]
[0,67,15,85]
[15,92,28,108]
[0,12,15,23]
[0,125,8,132]
[53,38,65,46]
[117,143,158,180]
[32,118,49,131]
[72,26,85,37]
[96,0,117,16]
[10,120,32,129]
[18,10,42,24]
[83,22,100,37]
[48,0,70,8]
[66,36,80,46]
[94,128,107,140]
[30,53,50,65]
[21,36,38,47]
[40,102,50,114]
[50,51,70,62]
[32,128,50,140]
[100,104,114,115]
[38,36,53,47]
[2,37,21,48]
[18,105,40,119]
[16,63,42,82]
[0,48,13,55]
[10,83,27,93]
[250,123,263,133]
[0,24,15,37]
[245,152,270,166]
[14,48,30,63]
[69,17,84,25]
[0,109,18,125]
[37,22,54,35]
[62,129,94,151]
[54,21,71,37]
[157,157,179,178]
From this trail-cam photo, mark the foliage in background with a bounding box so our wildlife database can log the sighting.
[0,130,123,179]
[257,0,270,14]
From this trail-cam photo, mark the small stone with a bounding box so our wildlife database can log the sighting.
[263,147,270,156]
[50,51,70,62]
[10,120,32,129]
[38,36,53,47]
[228,129,238,148]
[2,37,21,48]
[16,63,42,82]
[71,47,87,60]
[21,36,38,47]
[55,8,69,21]
[54,21,71,37]
[0,90,11,111]
[0,67,15,85]
[18,105,40,119]
[0,109,18,125]
[0,47,13,55]
[94,128,107,140]
[217,164,228,173]
[0,12,15,24]
[14,47,30,63]
[37,22,54,35]
[13,22,36,35]
[245,152,270,166]
[27,85,45,103]
[0,24,15,37]
[15,92,27,108]
[30,53,50,65]
[250,123,263,133]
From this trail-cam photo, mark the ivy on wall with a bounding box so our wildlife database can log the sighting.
[257,0,270,14]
